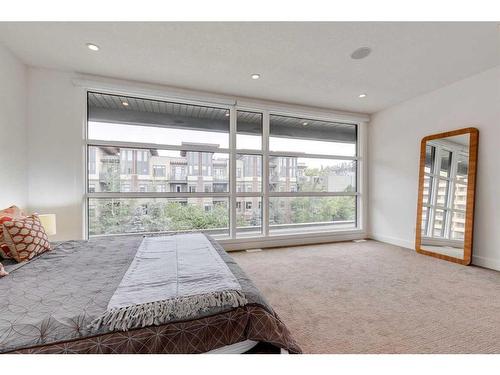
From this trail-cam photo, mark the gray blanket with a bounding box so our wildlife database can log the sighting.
[91,234,247,331]
[0,234,270,353]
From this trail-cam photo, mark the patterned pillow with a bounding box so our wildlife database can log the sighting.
[0,262,8,277]
[2,215,51,263]
[0,205,25,259]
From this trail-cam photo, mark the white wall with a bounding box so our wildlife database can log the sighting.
[368,66,500,270]
[0,45,28,210]
[27,68,86,240]
[0,55,82,241]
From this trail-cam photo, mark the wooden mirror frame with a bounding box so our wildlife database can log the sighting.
[415,127,479,265]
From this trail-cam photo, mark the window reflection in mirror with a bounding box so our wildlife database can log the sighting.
[419,133,470,260]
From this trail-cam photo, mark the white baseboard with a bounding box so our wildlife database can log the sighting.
[369,233,500,272]
[368,233,414,250]
[472,255,500,271]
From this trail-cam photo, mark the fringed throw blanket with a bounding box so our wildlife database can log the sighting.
[90,233,247,331]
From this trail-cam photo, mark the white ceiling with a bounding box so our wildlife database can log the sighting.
[0,22,498,114]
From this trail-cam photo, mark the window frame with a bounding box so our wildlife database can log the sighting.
[83,88,366,247]
[153,164,166,178]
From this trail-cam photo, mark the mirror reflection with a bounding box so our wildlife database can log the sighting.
[420,134,470,259]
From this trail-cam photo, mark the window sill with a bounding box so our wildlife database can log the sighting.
[220,228,366,251]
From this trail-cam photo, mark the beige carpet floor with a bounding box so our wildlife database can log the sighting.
[231,240,500,354]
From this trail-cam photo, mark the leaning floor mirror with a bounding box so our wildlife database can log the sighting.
[415,127,479,265]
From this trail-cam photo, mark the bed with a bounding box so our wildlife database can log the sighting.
[0,234,301,354]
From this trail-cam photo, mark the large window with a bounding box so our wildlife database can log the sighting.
[86,92,360,239]
[268,114,357,234]
[235,111,263,237]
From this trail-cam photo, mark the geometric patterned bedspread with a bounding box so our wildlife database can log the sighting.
[9,305,301,354]
[0,234,301,354]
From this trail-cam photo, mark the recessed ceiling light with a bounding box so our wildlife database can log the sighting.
[86,43,100,51]
[122,101,129,106]
[351,47,371,60]
[358,93,367,98]
[302,121,309,126]
[251,74,261,80]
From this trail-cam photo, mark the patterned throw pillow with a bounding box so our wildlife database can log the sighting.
[2,215,51,263]
[0,205,25,259]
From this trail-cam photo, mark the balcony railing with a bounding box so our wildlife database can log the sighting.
[213,175,229,181]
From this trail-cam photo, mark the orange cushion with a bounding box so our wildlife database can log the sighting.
[2,214,51,263]
[0,205,25,259]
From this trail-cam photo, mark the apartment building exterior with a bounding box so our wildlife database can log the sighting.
[88,143,355,230]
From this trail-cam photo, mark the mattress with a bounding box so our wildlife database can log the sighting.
[205,339,258,354]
